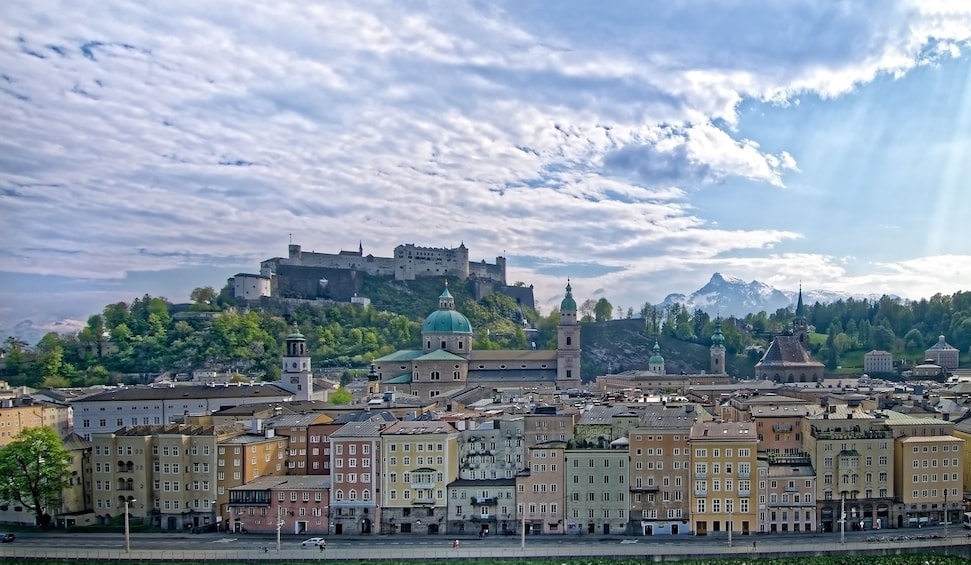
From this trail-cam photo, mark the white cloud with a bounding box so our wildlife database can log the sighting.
[1,0,970,324]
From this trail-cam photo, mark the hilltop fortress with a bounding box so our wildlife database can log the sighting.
[272,242,505,282]
[232,242,532,307]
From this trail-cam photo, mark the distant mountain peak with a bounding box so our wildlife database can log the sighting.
[659,273,879,318]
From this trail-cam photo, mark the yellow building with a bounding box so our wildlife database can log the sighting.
[379,420,459,534]
[894,435,964,527]
[0,400,71,446]
[688,421,758,537]
[952,417,971,500]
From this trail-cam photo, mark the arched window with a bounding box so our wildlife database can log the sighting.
[349,490,357,501]
[566,336,572,346]
[335,490,343,501]
[362,489,370,501]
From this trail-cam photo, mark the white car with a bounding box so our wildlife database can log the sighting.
[300,537,325,548]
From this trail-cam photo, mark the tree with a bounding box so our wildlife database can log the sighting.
[594,298,613,323]
[0,427,71,526]
[328,387,352,405]
[190,286,218,305]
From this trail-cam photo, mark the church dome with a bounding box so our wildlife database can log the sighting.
[560,281,577,311]
[649,341,664,364]
[422,309,473,334]
[421,285,473,334]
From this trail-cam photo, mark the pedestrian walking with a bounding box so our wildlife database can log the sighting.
[319,540,326,551]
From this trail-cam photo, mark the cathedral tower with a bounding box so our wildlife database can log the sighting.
[556,280,581,386]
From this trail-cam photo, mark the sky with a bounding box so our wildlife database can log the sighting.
[2,1,971,335]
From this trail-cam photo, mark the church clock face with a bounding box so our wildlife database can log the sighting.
[292,362,298,369]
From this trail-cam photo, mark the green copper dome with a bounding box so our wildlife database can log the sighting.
[649,341,664,364]
[560,281,577,311]
[421,284,473,334]
[421,310,473,334]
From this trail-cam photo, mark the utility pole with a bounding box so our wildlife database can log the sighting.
[728,508,733,547]
[944,489,948,538]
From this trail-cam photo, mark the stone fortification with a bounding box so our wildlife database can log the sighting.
[261,242,506,286]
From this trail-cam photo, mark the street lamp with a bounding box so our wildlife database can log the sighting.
[727,508,733,547]
[124,498,136,554]
[943,490,948,538]
[276,506,285,553]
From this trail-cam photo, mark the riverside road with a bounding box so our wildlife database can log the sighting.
[1,524,969,561]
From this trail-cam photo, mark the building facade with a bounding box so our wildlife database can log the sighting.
[688,421,759,537]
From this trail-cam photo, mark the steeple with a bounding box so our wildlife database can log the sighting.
[793,283,808,344]
[795,283,805,318]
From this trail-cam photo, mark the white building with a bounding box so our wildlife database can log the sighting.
[71,383,293,439]
[230,273,272,300]
[925,335,959,369]
[863,350,894,374]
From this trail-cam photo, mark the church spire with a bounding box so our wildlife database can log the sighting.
[795,283,805,318]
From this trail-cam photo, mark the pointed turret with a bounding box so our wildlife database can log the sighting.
[793,284,808,344]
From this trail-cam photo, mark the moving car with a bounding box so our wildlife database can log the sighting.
[0,533,15,543]
[300,537,325,548]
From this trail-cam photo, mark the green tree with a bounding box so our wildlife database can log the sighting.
[328,387,352,405]
[593,298,613,323]
[190,286,218,305]
[0,427,71,526]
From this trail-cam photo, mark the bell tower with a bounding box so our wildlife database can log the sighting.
[281,327,313,401]
[556,280,581,387]
[710,318,727,375]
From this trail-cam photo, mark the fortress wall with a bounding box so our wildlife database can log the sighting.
[275,265,364,301]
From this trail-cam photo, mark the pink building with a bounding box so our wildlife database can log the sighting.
[227,475,330,535]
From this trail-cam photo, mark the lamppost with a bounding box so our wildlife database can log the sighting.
[727,508,733,547]
[943,489,948,538]
[124,498,136,554]
[276,506,285,553]
[839,495,846,545]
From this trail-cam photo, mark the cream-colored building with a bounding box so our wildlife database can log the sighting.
[91,424,242,531]
[688,421,759,537]
[863,350,894,375]
[516,441,566,535]
[951,417,971,499]
[894,435,964,527]
[802,407,895,531]
[379,420,459,535]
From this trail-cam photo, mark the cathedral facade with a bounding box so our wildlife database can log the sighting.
[374,282,582,400]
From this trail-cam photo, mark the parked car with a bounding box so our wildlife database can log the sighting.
[300,537,325,548]
[192,523,219,534]
[0,533,15,543]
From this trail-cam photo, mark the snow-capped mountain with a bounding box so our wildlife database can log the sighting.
[1,318,86,346]
[658,273,877,318]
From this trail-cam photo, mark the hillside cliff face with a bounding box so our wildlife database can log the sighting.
[579,319,756,381]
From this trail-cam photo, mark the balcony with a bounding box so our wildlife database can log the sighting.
[738,489,751,496]
[410,482,435,490]
[471,514,493,522]
[473,497,498,505]
[738,471,751,479]
[411,498,436,506]
[695,489,708,497]
[695,472,707,479]
[631,485,660,493]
